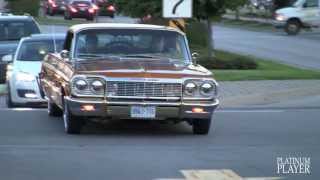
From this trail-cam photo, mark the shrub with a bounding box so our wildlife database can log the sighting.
[198,54,258,70]
[5,0,40,17]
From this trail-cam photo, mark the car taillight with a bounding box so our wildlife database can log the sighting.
[88,8,95,13]
[107,5,115,12]
[69,6,78,13]
[48,0,57,7]
[92,4,99,10]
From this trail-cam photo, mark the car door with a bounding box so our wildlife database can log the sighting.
[301,0,320,26]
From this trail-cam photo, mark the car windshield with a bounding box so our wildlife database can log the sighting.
[17,39,64,61]
[0,21,40,41]
[74,29,190,62]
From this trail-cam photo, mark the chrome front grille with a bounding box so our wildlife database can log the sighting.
[106,81,182,99]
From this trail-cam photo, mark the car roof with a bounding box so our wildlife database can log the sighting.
[22,33,65,41]
[69,23,185,35]
[0,15,34,21]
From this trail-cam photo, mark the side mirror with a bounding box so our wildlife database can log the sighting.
[192,52,199,64]
[60,50,70,60]
[2,54,13,63]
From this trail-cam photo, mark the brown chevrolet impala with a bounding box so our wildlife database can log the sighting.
[40,23,219,134]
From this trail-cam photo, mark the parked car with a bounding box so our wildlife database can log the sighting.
[40,23,219,135]
[273,0,320,35]
[92,0,116,18]
[6,34,65,107]
[44,0,69,16]
[64,0,99,21]
[0,15,41,84]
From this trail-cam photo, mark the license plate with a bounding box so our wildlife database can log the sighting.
[131,106,156,119]
[80,7,86,11]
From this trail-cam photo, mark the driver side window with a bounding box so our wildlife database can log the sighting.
[304,0,319,8]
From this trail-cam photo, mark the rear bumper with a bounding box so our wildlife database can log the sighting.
[65,97,219,120]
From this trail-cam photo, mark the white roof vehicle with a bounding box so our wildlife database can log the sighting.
[273,0,320,35]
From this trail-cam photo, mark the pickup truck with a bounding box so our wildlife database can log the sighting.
[40,23,219,135]
[273,0,320,35]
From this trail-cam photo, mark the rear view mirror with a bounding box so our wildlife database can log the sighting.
[2,54,13,63]
[60,50,70,59]
[192,52,199,64]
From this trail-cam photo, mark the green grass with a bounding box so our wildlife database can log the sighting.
[0,84,6,95]
[212,51,320,81]
[217,18,274,32]
[35,17,87,26]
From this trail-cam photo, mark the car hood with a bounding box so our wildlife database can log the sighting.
[0,41,19,57]
[76,59,212,79]
[276,7,298,15]
[13,61,42,77]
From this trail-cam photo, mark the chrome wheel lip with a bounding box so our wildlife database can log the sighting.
[63,104,68,132]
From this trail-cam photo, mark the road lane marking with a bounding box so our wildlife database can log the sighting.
[216,110,285,113]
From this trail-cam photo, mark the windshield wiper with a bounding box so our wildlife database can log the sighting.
[121,55,161,59]
[77,54,105,58]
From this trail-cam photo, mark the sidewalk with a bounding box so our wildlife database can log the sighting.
[222,14,274,25]
[219,80,320,108]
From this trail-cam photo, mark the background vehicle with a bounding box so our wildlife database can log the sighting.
[0,15,41,84]
[64,0,99,21]
[92,0,116,18]
[40,24,219,135]
[44,0,69,16]
[6,34,65,107]
[273,0,320,35]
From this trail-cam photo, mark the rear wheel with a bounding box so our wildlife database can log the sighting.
[86,16,94,21]
[64,11,72,20]
[48,98,63,117]
[48,7,55,16]
[193,119,212,135]
[63,102,84,134]
[285,20,301,35]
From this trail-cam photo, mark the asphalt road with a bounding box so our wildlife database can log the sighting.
[214,26,320,70]
[0,107,319,180]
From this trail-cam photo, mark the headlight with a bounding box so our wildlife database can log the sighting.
[71,76,105,97]
[185,82,197,95]
[275,13,286,21]
[75,79,88,91]
[16,72,35,82]
[200,82,214,96]
[91,80,104,92]
[184,80,217,99]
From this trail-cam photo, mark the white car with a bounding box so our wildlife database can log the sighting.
[274,0,320,35]
[3,34,64,107]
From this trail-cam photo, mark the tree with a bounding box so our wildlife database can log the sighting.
[115,0,247,57]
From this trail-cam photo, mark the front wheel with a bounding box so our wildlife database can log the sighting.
[193,119,212,135]
[48,98,63,117]
[64,11,72,20]
[285,20,301,36]
[63,102,84,134]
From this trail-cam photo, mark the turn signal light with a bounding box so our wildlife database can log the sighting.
[192,107,204,113]
[81,105,95,112]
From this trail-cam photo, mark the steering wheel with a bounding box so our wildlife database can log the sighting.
[105,41,134,53]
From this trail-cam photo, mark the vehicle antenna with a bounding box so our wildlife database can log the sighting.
[51,25,57,53]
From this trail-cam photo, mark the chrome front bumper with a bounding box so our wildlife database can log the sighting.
[65,97,219,120]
